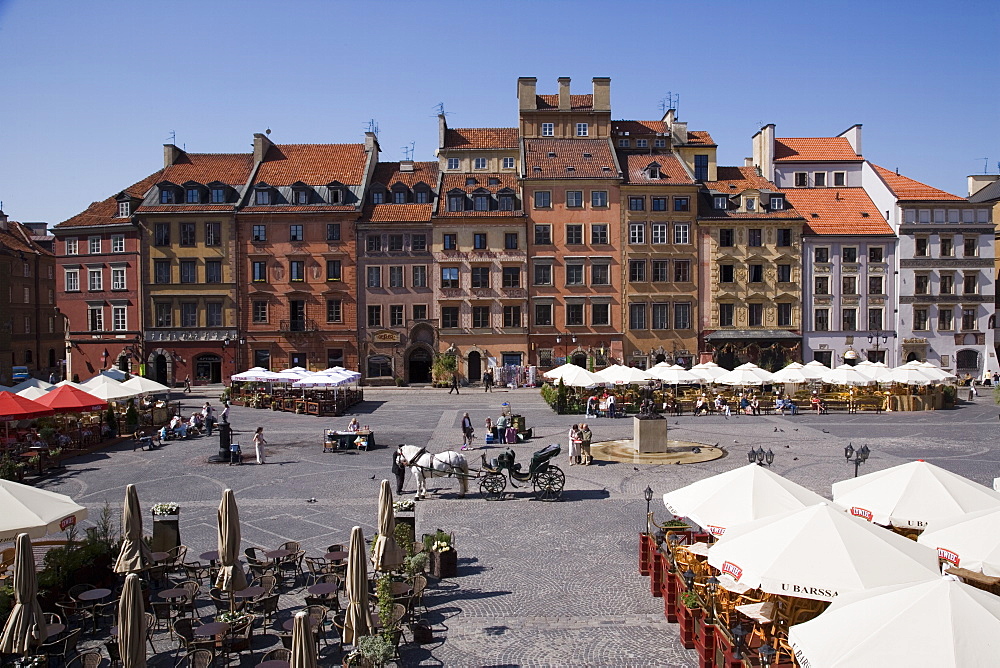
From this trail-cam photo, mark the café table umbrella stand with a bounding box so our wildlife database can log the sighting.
[373,480,405,573]
[117,573,147,668]
[215,489,248,611]
[0,533,47,660]
[114,484,153,575]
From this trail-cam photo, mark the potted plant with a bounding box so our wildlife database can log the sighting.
[344,633,395,667]
[151,503,180,516]
[679,590,701,609]
[423,530,456,579]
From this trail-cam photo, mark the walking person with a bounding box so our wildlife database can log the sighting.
[580,423,593,466]
[449,370,460,394]
[568,424,582,465]
[483,369,493,393]
[253,426,267,464]
[184,374,192,393]
[460,412,474,450]
[392,445,407,494]
[220,400,230,424]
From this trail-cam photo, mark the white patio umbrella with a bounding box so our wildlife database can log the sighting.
[594,364,653,385]
[852,360,890,382]
[788,577,1000,667]
[230,367,269,382]
[706,503,939,601]
[689,362,729,383]
[821,365,873,386]
[274,368,311,384]
[716,363,773,386]
[771,362,810,384]
[647,363,700,385]
[883,365,937,385]
[801,360,830,380]
[542,363,606,388]
[293,371,354,388]
[0,479,88,541]
[120,376,171,395]
[833,460,1000,530]
[15,387,50,400]
[662,464,828,538]
[916,361,956,382]
[918,507,1000,576]
[54,380,90,391]
[96,368,129,381]
[7,379,53,394]
[80,378,139,402]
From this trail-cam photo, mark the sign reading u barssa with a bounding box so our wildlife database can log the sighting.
[779,583,838,598]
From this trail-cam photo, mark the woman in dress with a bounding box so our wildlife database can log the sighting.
[568,424,582,465]
[253,426,267,464]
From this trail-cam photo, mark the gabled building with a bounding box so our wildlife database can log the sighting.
[135,147,253,385]
[968,175,1000,363]
[698,167,805,368]
[238,133,378,373]
[54,170,163,382]
[0,213,63,383]
[519,77,625,369]
[786,189,896,366]
[357,160,438,384]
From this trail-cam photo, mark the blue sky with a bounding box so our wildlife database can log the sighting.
[1,0,997,225]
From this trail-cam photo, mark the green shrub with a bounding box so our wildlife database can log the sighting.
[124,401,140,434]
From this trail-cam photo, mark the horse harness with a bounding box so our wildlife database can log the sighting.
[404,447,461,477]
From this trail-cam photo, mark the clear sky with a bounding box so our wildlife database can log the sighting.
[1,0,997,225]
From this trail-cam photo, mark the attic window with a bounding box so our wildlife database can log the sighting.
[329,189,341,204]
[117,201,130,218]
[811,213,820,218]
[769,197,784,210]
[582,153,593,158]
[185,188,201,204]
[210,187,226,204]
[602,167,611,172]
[547,152,556,158]
[254,189,271,205]
[293,189,310,205]
[860,212,869,217]
[488,178,500,186]
[533,166,542,172]
[160,189,175,204]
[465,177,476,186]
[713,196,728,210]
[566,166,576,172]
[648,167,660,179]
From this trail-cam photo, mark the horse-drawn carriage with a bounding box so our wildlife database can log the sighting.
[479,444,564,501]
[399,443,564,502]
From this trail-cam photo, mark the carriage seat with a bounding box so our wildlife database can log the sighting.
[529,444,561,471]
[493,448,520,472]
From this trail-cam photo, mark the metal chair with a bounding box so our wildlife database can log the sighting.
[250,593,280,628]
[175,649,214,668]
[182,560,211,585]
[303,604,328,647]
[65,650,102,668]
[151,601,175,637]
[179,579,201,617]
[259,647,291,663]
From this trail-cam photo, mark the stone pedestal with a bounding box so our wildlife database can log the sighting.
[633,417,669,453]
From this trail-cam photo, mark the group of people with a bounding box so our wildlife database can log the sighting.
[568,423,593,465]
[585,391,617,418]
[159,401,227,441]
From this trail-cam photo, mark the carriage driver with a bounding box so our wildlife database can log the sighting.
[392,444,407,495]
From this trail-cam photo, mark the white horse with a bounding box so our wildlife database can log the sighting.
[400,445,469,499]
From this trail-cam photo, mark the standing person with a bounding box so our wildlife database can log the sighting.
[220,400,230,424]
[253,426,267,464]
[48,371,56,384]
[184,374,192,393]
[484,416,495,442]
[483,369,493,392]
[568,424,582,465]
[449,370,460,394]
[606,393,616,418]
[392,445,407,494]
[202,402,215,435]
[460,412,474,450]
[580,423,593,466]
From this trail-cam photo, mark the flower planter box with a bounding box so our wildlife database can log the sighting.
[650,552,664,597]
[395,512,415,533]
[151,509,181,554]
[430,549,457,579]
[639,533,652,576]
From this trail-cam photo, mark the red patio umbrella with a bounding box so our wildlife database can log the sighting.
[33,386,107,413]
[0,394,54,422]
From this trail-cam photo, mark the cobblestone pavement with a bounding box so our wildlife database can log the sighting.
[40,385,1000,666]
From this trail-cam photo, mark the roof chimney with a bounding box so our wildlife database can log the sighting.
[968,173,1000,196]
[400,160,414,172]
[592,77,611,112]
[838,124,862,156]
[253,132,274,164]
[752,123,776,181]
[517,77,538,111]
[163,144,183,168]
[364,132,380,155]
[558,77,571,110]
[0,209,7,231]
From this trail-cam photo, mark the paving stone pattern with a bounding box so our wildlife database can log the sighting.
[42,385,1000,666]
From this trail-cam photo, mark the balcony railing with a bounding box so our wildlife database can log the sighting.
[279,319,318,333]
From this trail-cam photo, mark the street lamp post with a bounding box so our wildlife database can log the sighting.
[747,446,774,466]
[867,331,888,363]
[844,442,871,477]
[643,485,653,533]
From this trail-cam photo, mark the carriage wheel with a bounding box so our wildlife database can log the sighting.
[533,466,565,501]
[480,474,506,501]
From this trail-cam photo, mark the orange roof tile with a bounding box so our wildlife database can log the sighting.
[686,130,716,146]
[443,128,518,150]
[536,94,594,110]
[612,120,667,134]
[370,162,438,189]
[139,205,236,213]
[870,163,964,201]
[363,204,434,223]
[774,137,862,162]
[255,144,368,185]
[0,221,52,256]
[160,152,254,186]
[622,153,695,185]
[785,188,893,235]
[523,139,619,180]
[436,173,523,217]
[240,205,357,214]
[56,170,164,228]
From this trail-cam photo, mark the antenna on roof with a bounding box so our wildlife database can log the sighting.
[433,102,451,117]
[660,92,680,116]
[979,157,989,174]
[367,119,380,135]
[402,142,415,161]
[167,130,176,144]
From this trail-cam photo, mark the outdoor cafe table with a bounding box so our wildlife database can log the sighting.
[264,549,293,561]
[193,621,230,638]
[307,582,338,596]
[199,550,220,562]
[76,588,112,631]
[390,582,411,596]
[282,616,320,632]
[325,550,348,561]
[158,587,188,601]
[150,551,170,563]
[45,623,65,638]
[233,585,265,600]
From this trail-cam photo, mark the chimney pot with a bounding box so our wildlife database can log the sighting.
[558,77,571,110]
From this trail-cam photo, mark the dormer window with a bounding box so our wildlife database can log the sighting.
[646,164,660,179]
[160,189,175,204]
[714,196,728,210]
[117,201,130,217]
[393,190,407,204]
[499,194,515,211]
[745,198,756,211]
[371,190,385,204]
[185,188,201,204]
[414,188,429,204]
[547,152,556,158]
[770,196,784,210]
[294,190,309,205]
[473,194,489,211]
[636,139,648,148]
[255,189,270,205]
[326,183,343,205]
[210,187,226,204]
[447,192,465,212]
[488,178,500,186]
[290,182,312,205]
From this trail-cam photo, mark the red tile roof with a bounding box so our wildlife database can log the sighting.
[370,162,438,189]
[364,204,435,223]
[56,170,164,228]
[0,220,52,256]
[774,137,862,162]
[240,205,357,214]
[160,152,254,186]
[436,173,523,217]
[870,163,964,201]
[536,94,593,110]
[139,205,236,213]
[622,154,695,185]
[255,144,368,185]
[686,130,716,146]
[613,120,667,134]
[785,188,893,235]
[522,139,619,179]
[443,128,518,150]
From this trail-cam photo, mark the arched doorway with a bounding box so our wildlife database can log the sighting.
[906,352,920,363]
[195,354,222,384]
[571,352,587,368]
[956,349,980,376]
[407,348,432,384]
[153,354,168,385]
[467,351,482,382]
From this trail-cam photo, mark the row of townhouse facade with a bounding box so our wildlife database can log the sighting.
[49,76,997,386]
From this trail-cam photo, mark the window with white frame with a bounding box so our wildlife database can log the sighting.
[447,158,459,170]
[629,223,645,244]
[117,201,130,217]
[618,139,630,147]
[89,236,101,254]
[794,172,808,187]
[674,303,691,329]
[651,223,668,244]
[473,157,487,169]
[770,196,784,210]
[576,123,588,136]
[111,267,126,290]
[714,196,728,210]
[591,190,608,207]
[65,238,78,255]
[111,234,125,253]
[112,306,126,331]
[636,139,648,148]
[502,157,515,169]
[652,303,669,330]
[541,123,554,137]
[833,172,846,186]
[412,265,427,287]
[814,172,827,187]
[65,268,79,292]
[566,191,583,207]
[654,138,666,147]
[591,224,608,245]
[88,306,103,331]
[88,268,103,291]
[674,224,690,244]
[367,267,381,288]
[22,287,29,303]
[252,301,268,323]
